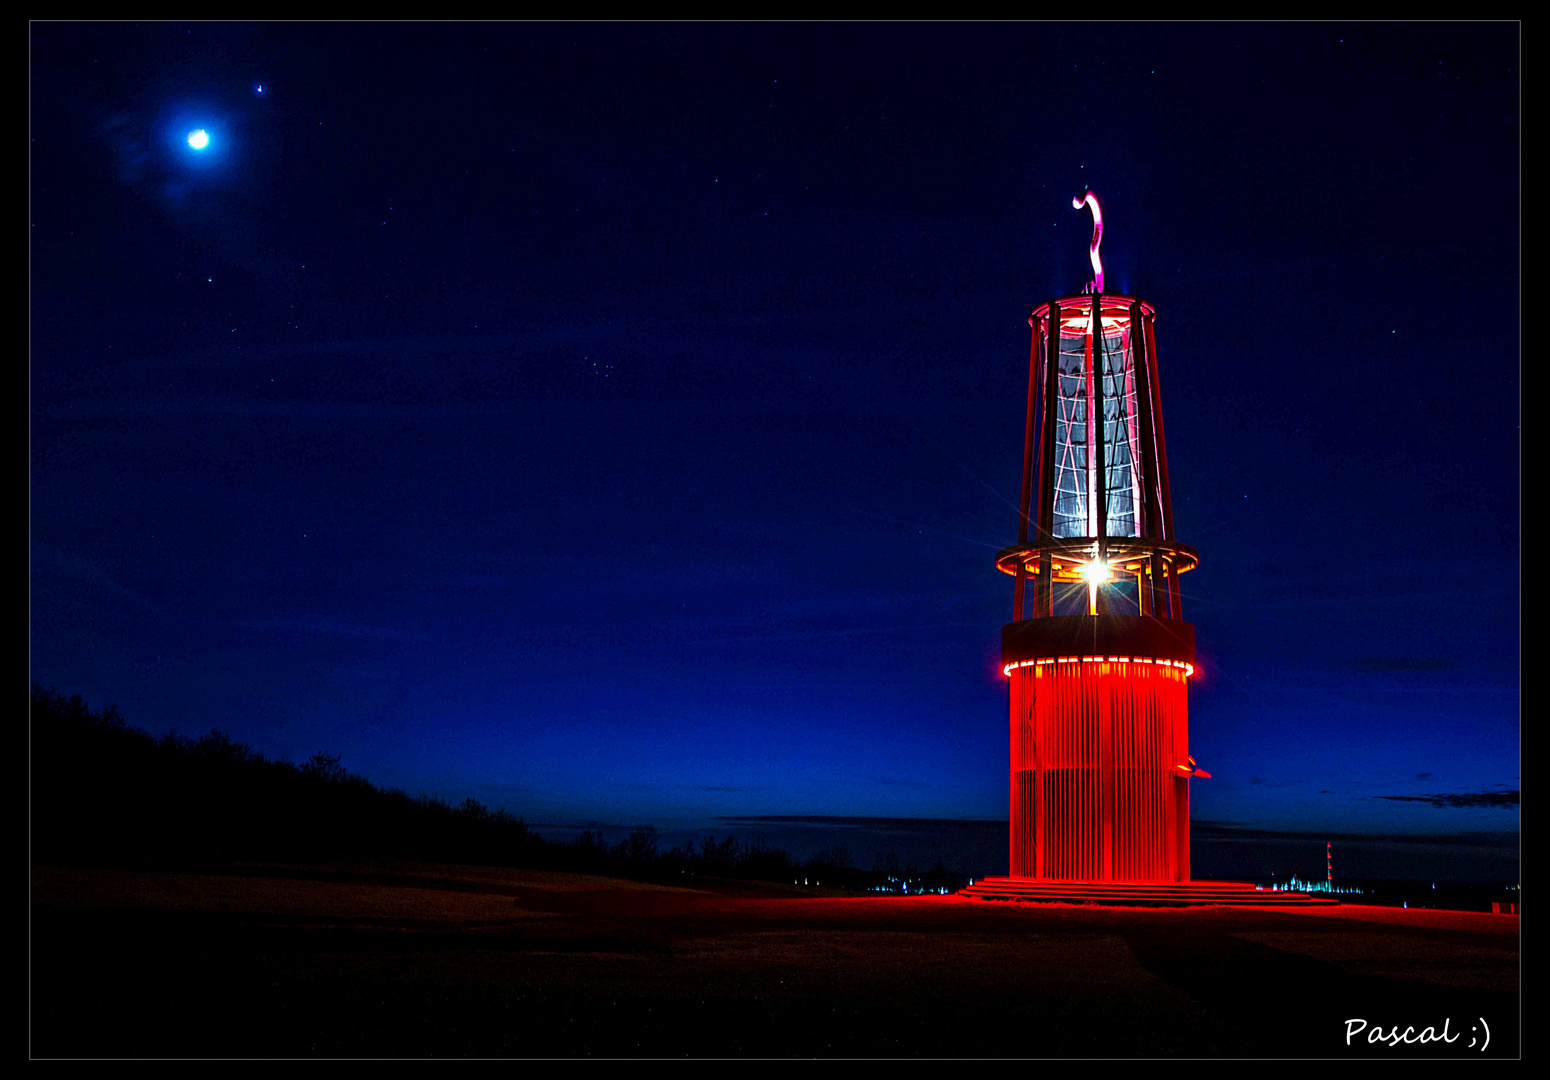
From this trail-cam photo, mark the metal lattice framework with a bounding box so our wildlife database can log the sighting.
[1001,292,1198,624]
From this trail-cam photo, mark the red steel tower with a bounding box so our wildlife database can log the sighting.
[964,193,1332,906]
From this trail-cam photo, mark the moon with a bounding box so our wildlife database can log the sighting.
[186,129,210,151]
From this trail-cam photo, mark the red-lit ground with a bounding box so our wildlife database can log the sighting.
[31,862,1518,1058]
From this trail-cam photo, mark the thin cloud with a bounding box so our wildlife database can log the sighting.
[1191,820,1519,846]
[1374,790,1519,810]
[232,616,431,642]
[1355,657,1452,672]
[31,542,155,610]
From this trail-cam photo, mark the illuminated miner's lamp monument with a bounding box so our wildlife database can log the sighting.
[962,192,1331,906]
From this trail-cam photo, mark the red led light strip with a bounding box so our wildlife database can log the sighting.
[1003,655,1194,678]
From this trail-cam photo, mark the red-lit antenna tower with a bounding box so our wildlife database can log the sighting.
[964,193,1331,905]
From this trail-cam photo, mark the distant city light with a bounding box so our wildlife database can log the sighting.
[1264,873,1364,896]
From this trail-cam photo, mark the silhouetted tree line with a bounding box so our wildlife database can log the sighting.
[30,686,540,869]
[30,687,896,888]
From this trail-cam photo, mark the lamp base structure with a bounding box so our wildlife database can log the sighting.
[999,615,1204,885]
[966,614,1335,908]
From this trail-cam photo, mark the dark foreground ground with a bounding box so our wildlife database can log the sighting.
[32,861,1519,1058]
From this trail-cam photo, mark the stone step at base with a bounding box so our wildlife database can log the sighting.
[960,876,1339,907]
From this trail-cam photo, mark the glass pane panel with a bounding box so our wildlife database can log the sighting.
[1049,304,1141,539]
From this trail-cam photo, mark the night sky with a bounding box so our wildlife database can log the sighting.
[31,23,1519,880]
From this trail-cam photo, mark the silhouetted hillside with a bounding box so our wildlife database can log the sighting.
[30,686,905,889]
[30,685,539,868]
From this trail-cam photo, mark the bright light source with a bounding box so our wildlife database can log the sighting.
[1079,560,1112,585]
[186,129,210,151]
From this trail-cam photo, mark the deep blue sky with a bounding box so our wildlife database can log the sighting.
[31,23,1519,879]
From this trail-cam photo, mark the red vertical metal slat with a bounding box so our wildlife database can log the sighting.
[1166,675,1173,879]
[1083,664,1092,878]
[1091,663,1100,879]
[1137,667,1145,880]
[1140,669,1149,882]
[1079,665,1087,879]
[1166,666,1175,882]
[1009,677,1018,876]
[1115,666,1124,880]
[1100,661,1112,880]
[1180,666,1191,881]
[1117,668,1124,881]
[1179,770,1191,882]
[1143,669,1150,883]
[1134,666,1142,882]
[1013,667,1039,878]
[1134,675,1147,886]
[1117,664,1127,879]
[1131,672,1139,880]
[1033,665,1043,878]
[1067,666,1073,880]
[1051,668,1059,879]
[1143,672,1150,879]
[1159,668,1167,882]
[1057,671,1064,882]
[1134,660,1147,880]
[1024,669,1034,877]
[1134,666,1147,886]
[1144,670,1152,879]
[1153,669,1163,881]
[1156,669,1167,881]
[1140,665,1148,882]
[1059,667,1067,878]
[1044,668,1053,879]
[1155,669,1162,882]
[1091,663,1097,880]
[1016,668,1024,878]
[1022,669,1031,877]
[1075,667,1083,881]
[1127,664,1137,881]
